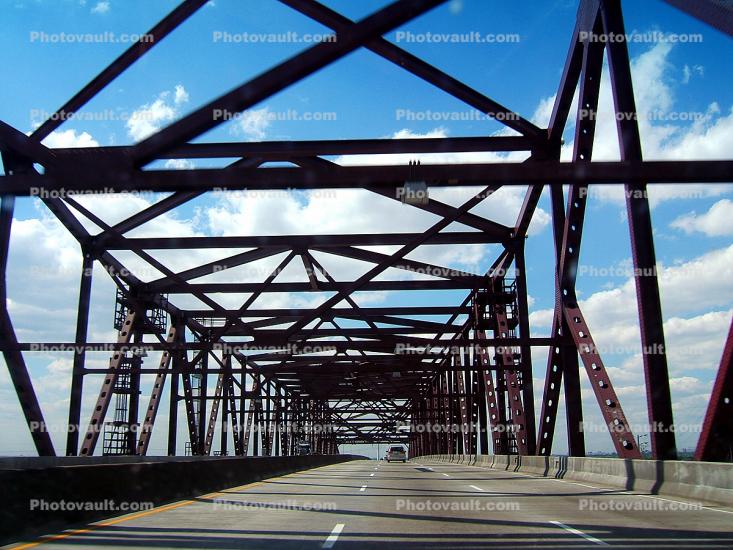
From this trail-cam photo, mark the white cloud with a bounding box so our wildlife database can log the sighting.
[530,95,557,128]
[232,107,271,141]
[332,128,550,236]
[448,0,463,15]
[198,128,551,291]
[528,245,733,447]
[568,246,733,336]
[164,158,195,170]
[529,308,553,332]
[682,64,704,85]
[91,1,109,14]
[671,199,733,236]
[174,84,189,105]
[126,85,189,142]
[2,29,731,456]
[40,129,99,148]
[555,41,733,207]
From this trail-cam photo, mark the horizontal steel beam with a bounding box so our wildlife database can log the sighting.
[12,336,554,352]
[154,279,488,293]
[4,160,732,195]
[52,136,533,161]
[257,363,526,374]
[187,306,472,317]
[226,327,464,337]
[101,232,507,250]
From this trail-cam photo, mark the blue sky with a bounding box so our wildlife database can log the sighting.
[0,0,732,456]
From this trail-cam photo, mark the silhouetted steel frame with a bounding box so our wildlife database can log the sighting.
[0,0,730,459]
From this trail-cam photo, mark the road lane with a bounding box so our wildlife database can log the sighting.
[8,459,733,549]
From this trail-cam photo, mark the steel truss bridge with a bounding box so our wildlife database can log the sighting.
[0,0,731,463]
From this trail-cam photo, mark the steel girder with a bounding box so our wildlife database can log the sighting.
[662,0,733,37]
[3,160,733,196]
[600,0,677,460]
[0,192,55,456]
[695,321,733,461]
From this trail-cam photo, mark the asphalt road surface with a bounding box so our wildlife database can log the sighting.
[8,459,733,548]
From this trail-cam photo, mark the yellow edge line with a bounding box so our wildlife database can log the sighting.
[9,465,328,550]
[10,499,199,550]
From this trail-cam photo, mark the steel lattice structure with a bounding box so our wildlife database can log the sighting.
[0,0,731,461]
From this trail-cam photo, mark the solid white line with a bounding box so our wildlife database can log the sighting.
[568,481,599,489]
[623,493,733,515]
[469,485,484,492]
[323,523,345,549]
[360,485,367,492]
[702,506,733,515]
[630,493,693,505]
[550,521,608,546]
[433,461,733,516]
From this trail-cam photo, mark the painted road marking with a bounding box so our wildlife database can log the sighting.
[469,485,484,492]
[360,485,367,492]
[567,481,599,489]
[701,506,733,515]
[550,521,608,546]
[10,468,316,549]
[369,473,375,477]
[323,523,345,549]
[11,500,197,550]
[442,473,450,477]
[623,493,733,515]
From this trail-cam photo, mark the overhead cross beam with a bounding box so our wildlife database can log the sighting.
[3,159,733,195]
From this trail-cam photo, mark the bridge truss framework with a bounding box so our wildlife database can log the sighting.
[0,0,731,461]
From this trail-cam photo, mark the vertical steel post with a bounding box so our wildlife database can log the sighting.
[197,347,208,453]
[475,347,489,454]
[127,331,143,454]
[66,252,93,455]
[601,0,677,460]
[221,355,230,456]
[0,193,56,456]
[695,320,733,461]
[514,243,537,454]
[167,320,184,456]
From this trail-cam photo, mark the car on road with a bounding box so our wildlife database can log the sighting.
[386,445,407,462]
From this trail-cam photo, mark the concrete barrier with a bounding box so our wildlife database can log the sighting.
[418,454,733,506]
[0,455,260,469]
[0,454,365,544]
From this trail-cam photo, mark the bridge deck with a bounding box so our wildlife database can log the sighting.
[11,460,733,549]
